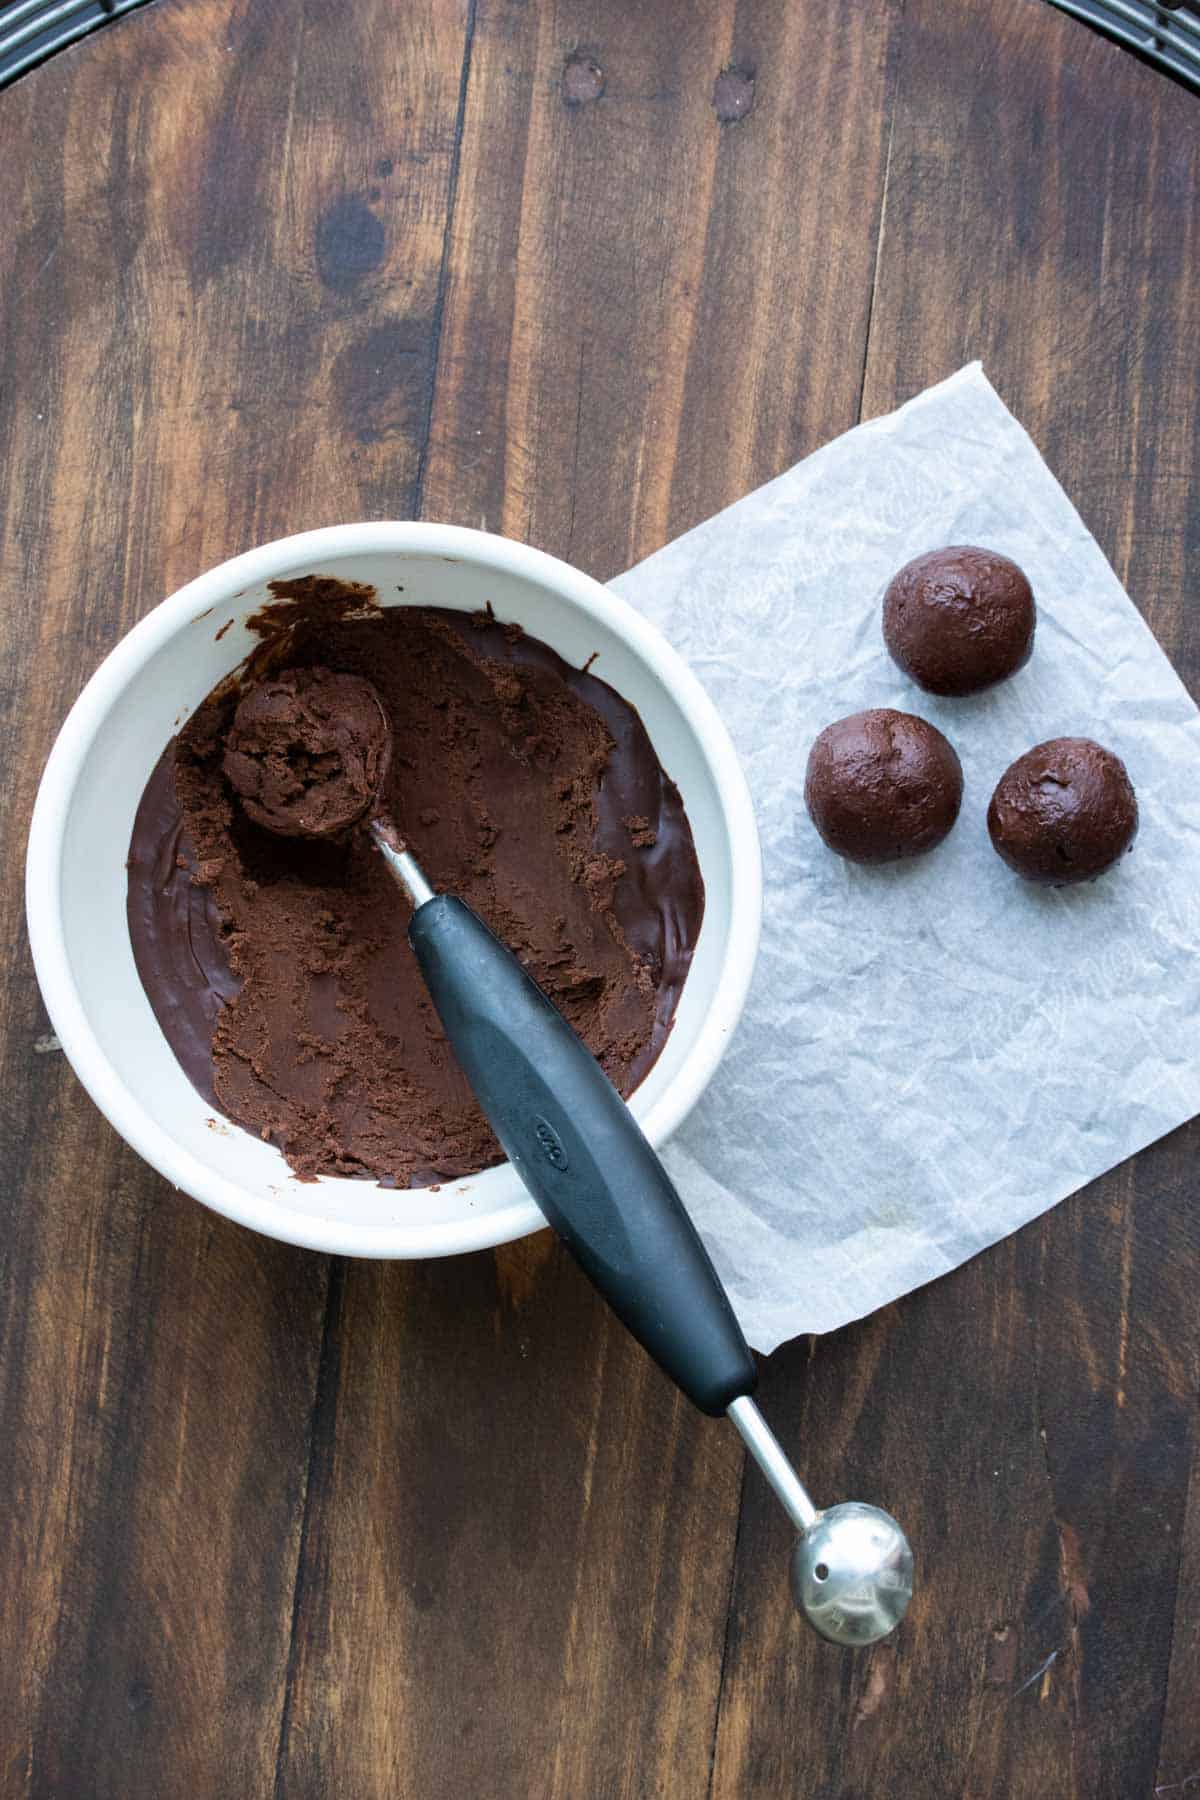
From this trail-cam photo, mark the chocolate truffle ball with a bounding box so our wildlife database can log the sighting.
[883,546,1036,696]
[224,666,391,838]
[804,709,963,865]
[987,737,1137,886]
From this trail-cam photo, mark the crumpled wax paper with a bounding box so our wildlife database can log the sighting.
[611,364,1200,1353]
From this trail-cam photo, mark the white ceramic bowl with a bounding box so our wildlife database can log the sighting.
[26,524,761,1258]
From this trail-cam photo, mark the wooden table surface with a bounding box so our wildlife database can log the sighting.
[2,2,1198,1795]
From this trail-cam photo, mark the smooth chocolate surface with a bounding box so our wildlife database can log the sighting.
[127,587,704,1185]
[883,546,1036,696]
[987,736,1137,885]
[804,708,963,864]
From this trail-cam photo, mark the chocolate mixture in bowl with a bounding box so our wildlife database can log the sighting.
[126,579,705,1186]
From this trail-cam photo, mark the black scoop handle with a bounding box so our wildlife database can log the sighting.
[408,895,756,1416]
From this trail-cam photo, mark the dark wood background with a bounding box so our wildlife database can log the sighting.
[2,1,1198,1794]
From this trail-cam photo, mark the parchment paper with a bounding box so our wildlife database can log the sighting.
[612,364,1200,1353]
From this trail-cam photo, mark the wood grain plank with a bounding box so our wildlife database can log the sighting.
[1020,1131,1200,1800]
[278,2,903,1795]
[861,10,1200,1788]
[0,16,329,1792]
[274,1238,745,1798]
[711,4,1200,1795]
[421,0,904,574]
[1156,1420,1200,1797]
[272,4,751,1790]
[0,0,474,1793]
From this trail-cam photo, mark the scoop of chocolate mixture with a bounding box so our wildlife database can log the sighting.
[804,708,963,864]
[127,593,704,1186]
[222,666,390,837]
[883,546,1036,697]
[987,737,1137,885]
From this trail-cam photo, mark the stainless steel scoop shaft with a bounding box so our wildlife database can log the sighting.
[727,1396,818,1530]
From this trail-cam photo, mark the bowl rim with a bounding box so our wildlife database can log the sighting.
[26,522,762,1258]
